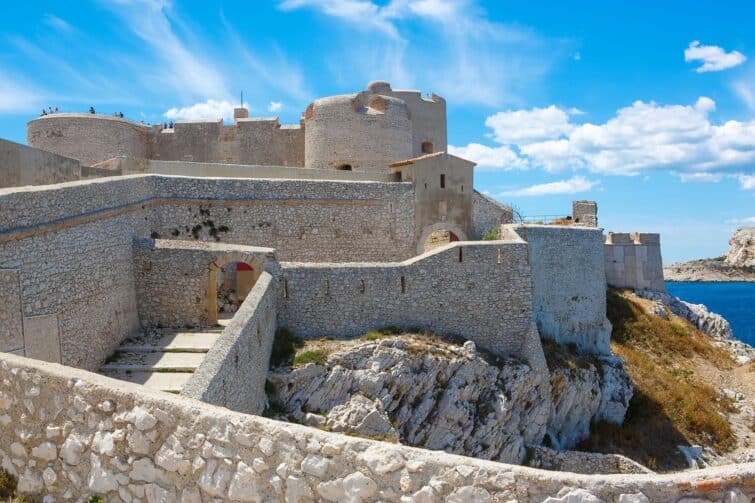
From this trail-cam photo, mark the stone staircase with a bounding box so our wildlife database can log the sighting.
[99,324,225,394]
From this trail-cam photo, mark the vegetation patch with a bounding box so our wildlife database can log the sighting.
[579,289,736,471]
[293,349,329,367]
[481,227,501,241]
[269,327,304,367]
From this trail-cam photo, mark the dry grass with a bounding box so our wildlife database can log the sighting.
[579,289,737,471]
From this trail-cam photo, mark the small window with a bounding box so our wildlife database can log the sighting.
[440,174,446,188]
[421,141,433,154]
[458,247,463,262]
[400,276,406,293]
[335,163,352,171]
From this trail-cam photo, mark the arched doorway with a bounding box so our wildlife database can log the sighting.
[417,223,467,255]
[207,258,260,326]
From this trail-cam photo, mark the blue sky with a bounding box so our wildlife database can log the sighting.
[0,0,753,262]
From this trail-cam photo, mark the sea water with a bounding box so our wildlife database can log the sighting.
[666,281,755,346]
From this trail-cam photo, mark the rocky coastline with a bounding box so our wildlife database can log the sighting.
[664,227,755,282]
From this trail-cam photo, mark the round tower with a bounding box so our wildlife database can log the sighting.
[27,114,150,166]
[303,82,413,172]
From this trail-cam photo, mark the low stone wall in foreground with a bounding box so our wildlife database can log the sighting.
[0,352,752,502]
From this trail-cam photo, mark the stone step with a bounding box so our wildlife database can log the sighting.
[102,370,192,394]
[117,331,221,353]
[101,351,205,372]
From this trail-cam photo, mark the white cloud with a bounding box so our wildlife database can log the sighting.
[279,0,400,39]
[499,176,599,197]
[268,101,283,112]
[676,172,723,183]
[485,105,578,144]
[740,174,755,190]
[684,41,746,73]
[453,96,755,176]
[164,99,235,121]
[733,79,755,112]
[448,143,528,171]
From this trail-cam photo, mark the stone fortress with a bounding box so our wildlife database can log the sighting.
[0,81,751,501]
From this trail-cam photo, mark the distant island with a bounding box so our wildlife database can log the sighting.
[665,227,755,282]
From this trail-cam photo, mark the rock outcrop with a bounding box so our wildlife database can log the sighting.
[664,227,755,282]
[725,227,755,267]
[636,289,754,364]
[267,335,633,465]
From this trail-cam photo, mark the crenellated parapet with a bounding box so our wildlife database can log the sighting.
[604,232,666,292]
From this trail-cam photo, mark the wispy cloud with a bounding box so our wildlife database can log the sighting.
[268,101,283,113]
[0,69,42,113]
[739,174,755,190]
[684,41,746,73]
[499,175,599,197]
[727,216,755,224]
[278,0,562,107]
[164,99,236,121]
[43,14,74,33]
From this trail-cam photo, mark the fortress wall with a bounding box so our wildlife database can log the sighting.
[234,120,304,166]
[181,271,277,414]
[572,200,598,227]
[133,159,399,182]
[133,239,278,328]
[472,190,514,238]
[0,138,81,188]
[387,89,447,156]
[0,177,157,370]
[278,241,544,366]
[605,232,666,292]
[147,176,416,262]
[2,352,753,502]
[304,93,413,172]
[27,114,150,166]
[507,225,612,354]
[153,120,222,163]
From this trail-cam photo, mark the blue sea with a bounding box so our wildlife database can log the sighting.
[665,282,755,347]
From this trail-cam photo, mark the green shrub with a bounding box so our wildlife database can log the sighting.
[481,227,501,241]
[293,350,328,367]
[0,469,17,498]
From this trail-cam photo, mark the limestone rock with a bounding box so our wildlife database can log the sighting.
[725,227,755,267]
[268,337,551,464]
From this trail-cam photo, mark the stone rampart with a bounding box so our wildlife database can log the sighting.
[181,271,277,414]
[133,239,278,328]
[278,240,545,368]
[605,232,666,292]
[572,200,598,227]
[1,352,752,502]
[506,225,612,354]
[0,138,81,188]
[473,190,514,238]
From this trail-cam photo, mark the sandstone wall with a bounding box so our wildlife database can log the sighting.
[0,138,81,188]
[27,114,150,166]
[278,240,545,367]
[182,271,277,414]
[1,352,752,502]
[507,225,612,354]
[133,239,278,328]
[472,190,514,239]
[605,232,666,292]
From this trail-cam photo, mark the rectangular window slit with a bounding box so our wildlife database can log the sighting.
[283,279,288,298]
[497,248,502,264]
[440,174,446,188]
[458,247,463,262]
[400,276,406,293]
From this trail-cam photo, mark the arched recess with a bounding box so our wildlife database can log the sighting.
[416,223,468,255]
[206,253,263,326]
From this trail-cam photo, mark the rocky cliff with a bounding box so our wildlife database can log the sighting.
[266,334,632,466]
[664,227,755,282]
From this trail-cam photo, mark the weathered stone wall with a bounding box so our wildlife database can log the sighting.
[27,114,150,166]
[472,190,514,238]
[304,90,413,172]
[0,138,81,188]
[507,225,612,354]
[0,177,156,370]
[605,232,666,292]
[278,240,546,368]
[382,83,447,157]
[147,176,417,262]
[182,271,277,414]
[117,158,400,182]
[572,200,598,227]
[133,239,278,328]
[1,352,752,502]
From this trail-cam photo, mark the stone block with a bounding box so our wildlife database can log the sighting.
[22,314,61,363]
